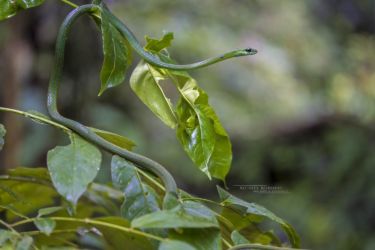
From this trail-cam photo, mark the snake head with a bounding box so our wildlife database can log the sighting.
[234,48,258,57]
[244,48,258,55]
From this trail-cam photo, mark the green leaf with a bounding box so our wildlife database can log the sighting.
[239,227,278,246]
[0,0,45,21]
[145,32,174,53]
[88,183,123,200]
[34,218,56,236]
[131,201,218,229]
[89,127,136,150]
[38,207,63,217]
[47,133,102,206]
[0,230,13,246]
[111,155,160,220]
[99,9,131,96]
[0,123,6,151]
[217,186,300,247]
[158,240,195,250]
[133,35,232,181]
[231,230,250,245]
[0,182,57,221]
[15,235,33,250]
[130,61,177,128]
[8,167,51,182]
[168,228,221,250]
[175,77,232,180]
[95,217,155,250]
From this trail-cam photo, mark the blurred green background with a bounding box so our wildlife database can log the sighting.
[0,0,374,249]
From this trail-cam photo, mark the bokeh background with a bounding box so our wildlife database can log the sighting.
[0,0,374,249]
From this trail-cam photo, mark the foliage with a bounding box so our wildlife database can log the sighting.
[0,0,303,249]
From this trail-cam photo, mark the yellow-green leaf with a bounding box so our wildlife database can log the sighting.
[90,127,136,150]
[130,61,177,128]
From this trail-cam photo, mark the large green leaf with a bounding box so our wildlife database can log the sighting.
[217,186,300,247]
[47,133,102,206]
[132,201,218,229]
[133,34,232,181]
[0,123,5,151]
[111,155,160,220]
[174,76,232,181]
[89,127,135,150]
[130,61,177,128]
[0,0,45,21]
[99,9,131,96]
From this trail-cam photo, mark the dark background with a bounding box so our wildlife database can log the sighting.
[0,0,374,249]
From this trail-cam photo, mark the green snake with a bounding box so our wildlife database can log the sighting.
[47,4,257,202]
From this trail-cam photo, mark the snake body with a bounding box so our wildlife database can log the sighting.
[102,6,257,70]
[47,4,257,201]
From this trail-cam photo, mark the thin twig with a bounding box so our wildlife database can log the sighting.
[11,217,165,242]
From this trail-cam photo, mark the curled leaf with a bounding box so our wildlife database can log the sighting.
[175,76,232,181]
[145,32,174,53]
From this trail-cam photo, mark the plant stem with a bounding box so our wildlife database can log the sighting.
[60,0,78,8]
[137,168,166,192]
[0,219,16,232]
[0,205,29,219]
[23,229,78,236]
[0,107,70,132]
[223,237,233,248]
[0,175,53,187]
[11,217,165,242]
